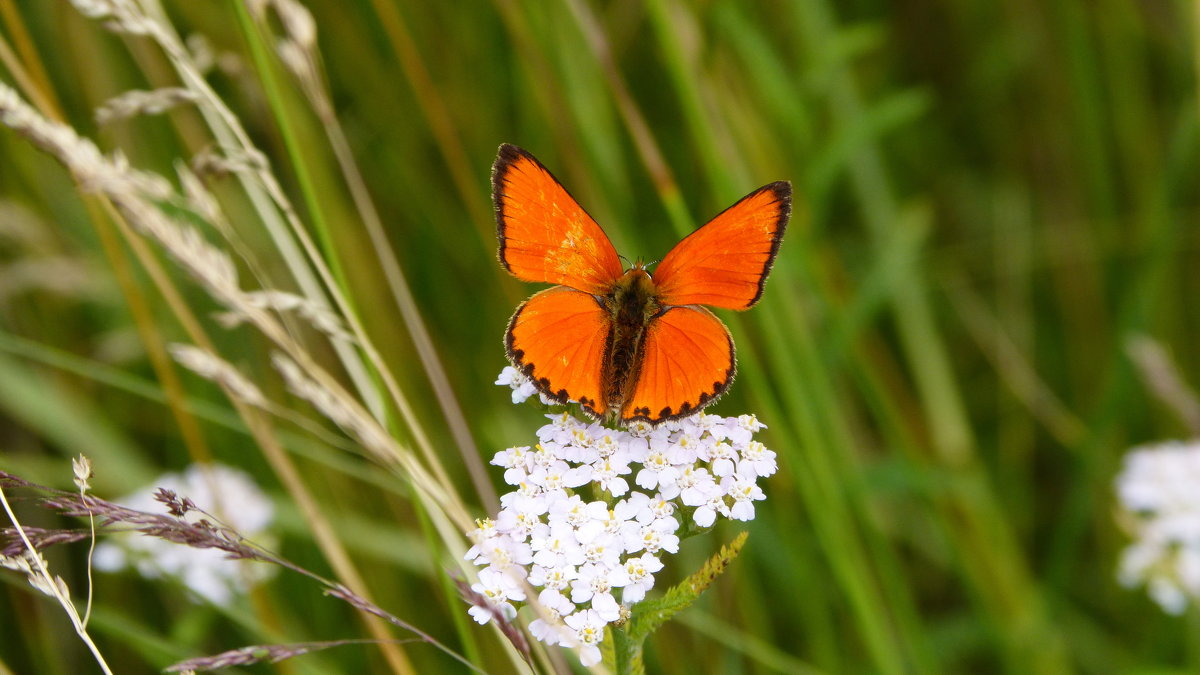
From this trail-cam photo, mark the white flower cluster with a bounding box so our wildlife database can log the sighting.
[1115,440,1200,614]
[94,463,276,606]
[467,368,778,666]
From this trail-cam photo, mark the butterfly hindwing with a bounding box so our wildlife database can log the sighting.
[652,182,791,310]
[493,144,624,295]
[620,306,734,424]
[506,286,611,418]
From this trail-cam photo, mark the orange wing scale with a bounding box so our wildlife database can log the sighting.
[493,144,624,295]
[621,306,734,423]
[652,182,791,310]
[506,286,611,418]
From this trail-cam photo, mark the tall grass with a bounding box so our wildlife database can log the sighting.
[0,0,1197,673]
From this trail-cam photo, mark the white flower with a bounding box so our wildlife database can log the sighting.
[694,492,730,528]
[547,494,594,530]
[676,466,719,507]
[614,492,656,524]
[738,440,778,479]
[725,476,766,521]
[588,456,631,496]
[464,517,500,560]
[625,419,654,437]
[668,433,703,465]
[495,504,544,540]
[613,552,664,603]
[93,463,274,606]
[491,445,531,485]
[528,558,580,591]
[692,411,725,435]
[537,412,583,445]
[496,366,539,404]
[702,441,737,477]
[564,609,607,666]
[570,562,622,622]
[646,494,676,520]
[1115,440,1200,614]
[498,482,549,512]
[528,589,577,646]
[465,531,533,571]
[729,414,767,445]
[528,459,590,492]
[636,445,680,491]
[623,517,680,555]
[530,523,585,570]
[468,567,524,625]
[577,529,623,569]
[593,431,621,457]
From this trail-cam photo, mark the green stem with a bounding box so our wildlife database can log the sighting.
[611,624,645,675]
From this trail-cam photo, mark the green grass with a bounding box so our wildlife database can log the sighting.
[1,0,1198,673]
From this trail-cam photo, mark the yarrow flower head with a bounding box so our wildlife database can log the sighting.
[94,463,276,606]
[1115,440,1200,615]
[466,368,778,666]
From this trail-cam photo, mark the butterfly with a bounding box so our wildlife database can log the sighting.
[493,144,790,425]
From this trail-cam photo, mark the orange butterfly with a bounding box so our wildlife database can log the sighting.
[493,144,790,425]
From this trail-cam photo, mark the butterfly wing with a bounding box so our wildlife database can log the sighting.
[652,182,791,309]
[620,306,734,423]
[493,144,625,295]
[506,286,611,418]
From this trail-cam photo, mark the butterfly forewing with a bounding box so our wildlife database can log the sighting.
[652,182,791,310]
[620,306,735,423]
[506,286,611,418]
[493,144,624,295]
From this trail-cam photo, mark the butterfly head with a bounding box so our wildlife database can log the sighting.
[607,266,661,325]
[611,266,656,300]
[625,257,653,275]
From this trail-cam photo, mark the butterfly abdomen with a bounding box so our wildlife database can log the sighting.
[602,269,660,412]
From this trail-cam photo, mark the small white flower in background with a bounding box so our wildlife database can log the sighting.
[94,463,275,606]
[1115,440,1200,614]
[467,368,779,667]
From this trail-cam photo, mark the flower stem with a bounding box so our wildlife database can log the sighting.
[611,624,645,675]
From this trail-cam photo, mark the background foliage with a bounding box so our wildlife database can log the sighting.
[1,0,1198,673]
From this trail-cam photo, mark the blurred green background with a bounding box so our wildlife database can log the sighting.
[1,0,1198,673]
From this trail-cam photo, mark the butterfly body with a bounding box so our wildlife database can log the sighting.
[601,265,659,412]
[494,144,789,425]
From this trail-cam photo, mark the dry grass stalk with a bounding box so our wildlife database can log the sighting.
[165,638,420,672]
[0,469,114,674]
[169,344,268,408]
[1127,335,1200,436]
[95,88,199,124]
[190,146,269,178]
[70,0,157,36]
[218,290,352,342]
